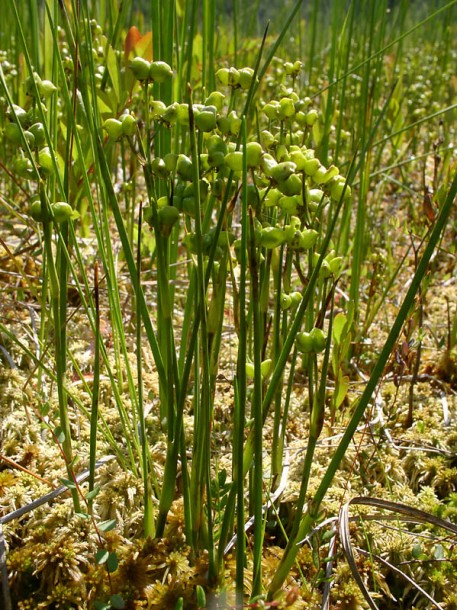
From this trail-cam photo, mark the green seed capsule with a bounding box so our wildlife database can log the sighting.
[297,229,318,250]
[278,97,296,120]
[29,122,46,148]
[281,293,293,310]
[245,361,255,379]
[310,327,327,353]
[29,199,44,222]
[52,201,74,223]
[303,157,321,176]
[150,100,167,119]
[130,57,151,80]
[261,153,278,177]
[38,147,55,176]
[238,67,255,90]
[162,102,179,125]
[279,195,299,215]
[228,110,241,135]
[4,122,23,146]
[13,155,34,179]
[260,130,276,149]
[120,114,137,137]
[195,107,217,132]
[245,142,263,168]
[38,79,57,97]
[149,60,173,82]
[305,109,319,126]
[277,173,302,196]
[158,205,180,235]
[103,118,124,140]
[269,161,296,183]
[23,130,35,149]
[205,90,225,112]
[260,226,285,249]
[176,103,190,126]
[151,157,169,178]
[263,101,280,120]
[176,154,193,180]
[225,151,243,172]
[261,359,272,378]
[297,331,314,353]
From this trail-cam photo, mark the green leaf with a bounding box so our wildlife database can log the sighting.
[332,312,347,344]
[106,45,120,107]
[60,477,76,490]
[110,594,125,609]
[94,602,110,610]
[96,549,110,565]
[106,552,119,573]
[98,519,117,532]
[54,426,65,443]
[75,512,91,520]
[86,487,100,501]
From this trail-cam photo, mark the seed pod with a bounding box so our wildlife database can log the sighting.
[176,154,193,180]
[225,151,243,172]
[120,113,137,137]
[150,100,167,120]
[289,149,307,170]
[228,110,241,135]
[277,173,302,196]
[130,57,151,81]
[151,157,169,178]
[164,153,178,172]
[24,73,43,98]
[23,130,35,149]
[29,199,44,222]
[329,256,343,276]
[279,195,299,215]
[13,155,34,179]
[38,79,57,97]
[38,147,55,176]
[260,226,285,249]
[269,161,296,183]
[176,103,190,126]
[261,153,278,177]
[245,142,263,168]
[158,205,180,236]
[280,293,293,310]
[162,102,179,125]
[290,291,302,306]
[7,105,27,126]
[149,60,173,82]
[261,359,272,378]
[52,201,74,223]
[278,97,296,120]
[245,361,255,378]
[305,109,318,126]
[299,228,318,250]
[310,327,327,353]
[103,118,124,140]
[195,106,217,132]
[260,130,276,149]
[297,331,314,353]
[303,157,321,177]
[263,101,280,120]
[29,122,46,148]
[205,90,225,112]
[330,177,351,201]
[4,122,23,146]
[238,67,255,90]
[314,164,339,185]
[262,188,280,208]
